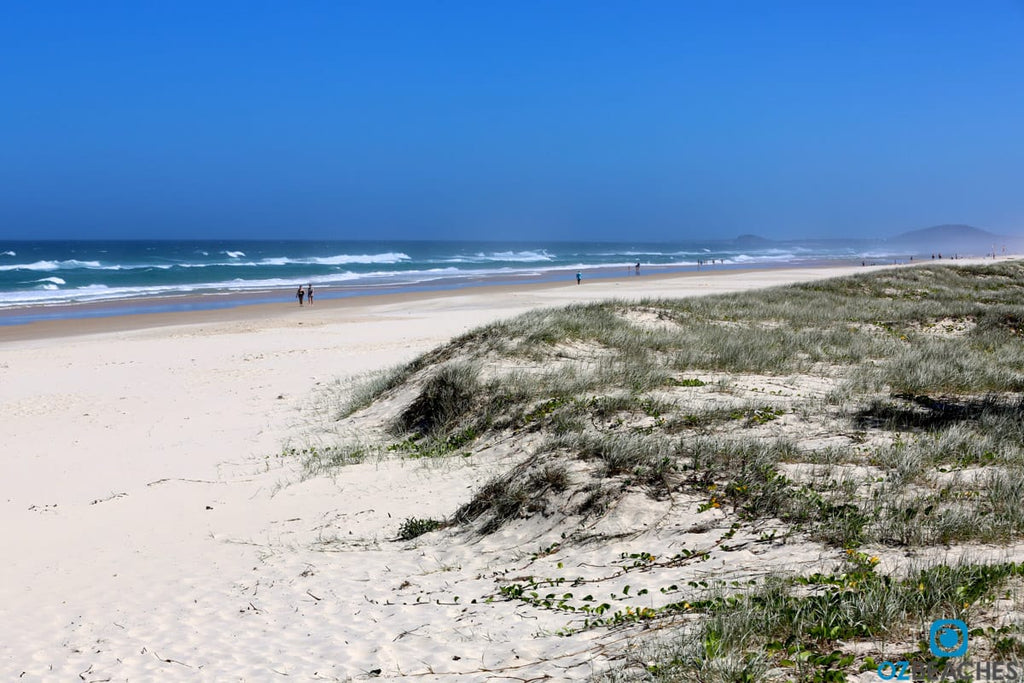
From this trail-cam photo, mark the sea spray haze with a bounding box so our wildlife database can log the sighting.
[0,237,922,315]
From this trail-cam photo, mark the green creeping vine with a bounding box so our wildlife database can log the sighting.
[497,553,1024,681]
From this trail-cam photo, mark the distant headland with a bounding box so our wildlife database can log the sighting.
[730,224,1023,256]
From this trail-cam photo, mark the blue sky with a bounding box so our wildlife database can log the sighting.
[2,1,1023,241]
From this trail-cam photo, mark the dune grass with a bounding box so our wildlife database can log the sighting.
[304,260,1024,680]
[320,262,1024,544]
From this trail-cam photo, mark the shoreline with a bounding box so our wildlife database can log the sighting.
[0,257,976,343]
[3,234,970,318]
[0,264,787,341]
[0,256,903,331]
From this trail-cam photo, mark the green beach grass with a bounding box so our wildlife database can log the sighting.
[299,261,1024,681]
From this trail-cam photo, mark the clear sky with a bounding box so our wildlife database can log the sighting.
[2,1,1023,241]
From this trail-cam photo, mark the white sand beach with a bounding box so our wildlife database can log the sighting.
[0,260,1005,681]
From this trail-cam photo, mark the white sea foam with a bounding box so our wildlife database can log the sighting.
[0,259,103,272]
[1,250,15,256]
[729,252,799,263]
[36,277,66,285]
[171,252,412,268]
[223,251,246,258]
[0,260,59,272]
[479,250,552,262]
[308,252,411,265]
[443,250,553,263]
[2,261,176,272]
[859,250,917,259]
[595,250,713,258]
[0,283,175,308]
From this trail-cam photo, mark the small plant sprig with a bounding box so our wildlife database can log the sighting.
[397,516,443,540]
[386,426,479,459]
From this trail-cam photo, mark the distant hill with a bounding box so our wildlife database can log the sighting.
[725,225,1023,256]
[890,224,998,244]
[886,224,1021,255]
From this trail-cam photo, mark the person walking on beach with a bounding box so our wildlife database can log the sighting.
[306,284,314,306]
[296,285,305,306]
[635,262,640,275]
[576,271,582,285]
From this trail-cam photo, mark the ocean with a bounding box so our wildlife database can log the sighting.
[0,238,901,323]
